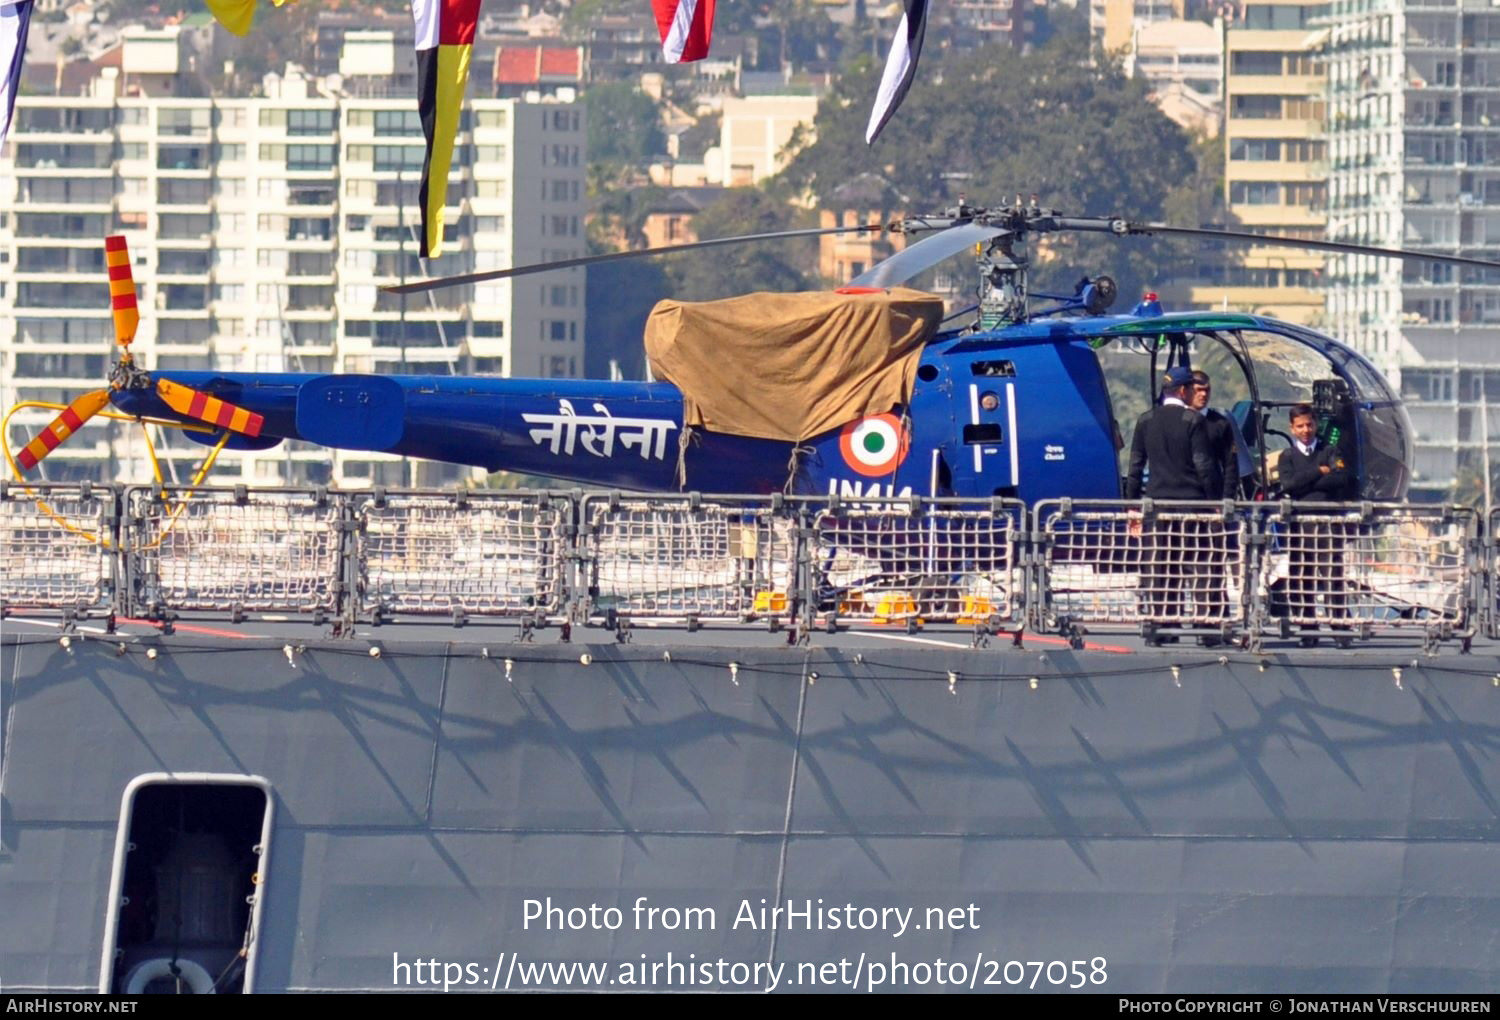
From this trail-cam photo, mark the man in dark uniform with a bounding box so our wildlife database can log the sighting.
[1279,402,1357,637]
[1188,370,1239,622]
[1190,370,1242,500]
[1125,366,1220,623]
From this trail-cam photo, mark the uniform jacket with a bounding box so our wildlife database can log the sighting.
[1125,403,1220,499]
[1201,408,1241,500]
[1279,441,1356,501]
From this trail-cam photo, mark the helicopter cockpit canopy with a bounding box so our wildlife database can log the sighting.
[1088,315,1413,501]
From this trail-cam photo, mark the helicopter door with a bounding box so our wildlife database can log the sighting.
[962,365,1020,493]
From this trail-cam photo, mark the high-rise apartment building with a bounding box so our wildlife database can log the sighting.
[1092,0,1185,51]
[1324,0,1500,499]
[1186,0,1327,324]
[0,57,586,487]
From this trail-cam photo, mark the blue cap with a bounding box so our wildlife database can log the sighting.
[1162,365,1195,389]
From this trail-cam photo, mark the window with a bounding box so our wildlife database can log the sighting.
[1243,3,1321,30]
[16,317,112,344]
[475,109,507,129]
[259,109,287,128]
[1284,182,1325,208]
[1231,95,1281,119]
[158,107,210,135]
[159,248,212,274]
[157,144,208,170]
[214,284,245,302]
[158,179,212,205]
[472,320,504,338]
[374,110,422,136]
[287,109,335,136]
[14,352,108,377]
[374,145,424,171]
[1230,181,1281,205]
[159,213,212,238]
[214,142,245,162]
[286,144,336,171]
[1231,51,1284,75]
[1284,139,1323,162]
[1230,138,1281,161]
[475,145,507,163]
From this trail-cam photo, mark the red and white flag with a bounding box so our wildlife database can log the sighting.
[651,0,716,63]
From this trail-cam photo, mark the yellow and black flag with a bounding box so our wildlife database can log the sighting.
[413,0,480,258]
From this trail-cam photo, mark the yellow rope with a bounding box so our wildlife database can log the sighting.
[2,400,232,549]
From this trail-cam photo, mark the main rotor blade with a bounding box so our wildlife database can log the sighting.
[383,224,886,295]
[1125,222,1500,273]
[16,389,112,471]
[847,223,1005,289]
[156,379,265,438]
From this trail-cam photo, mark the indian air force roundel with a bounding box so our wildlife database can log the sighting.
[839,413,910,477]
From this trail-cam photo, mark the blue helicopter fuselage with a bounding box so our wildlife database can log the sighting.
[113,311,1409,503]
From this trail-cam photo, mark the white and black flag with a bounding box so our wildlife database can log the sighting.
[865,0,929,144]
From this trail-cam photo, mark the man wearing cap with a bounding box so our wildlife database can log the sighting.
[1125,366,1221,626]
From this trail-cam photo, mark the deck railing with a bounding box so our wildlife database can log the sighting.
[0,482,1490,651]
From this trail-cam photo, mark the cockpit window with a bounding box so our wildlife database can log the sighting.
[1232,330,1335,404]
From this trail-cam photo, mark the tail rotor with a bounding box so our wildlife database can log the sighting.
[10,236,266,474]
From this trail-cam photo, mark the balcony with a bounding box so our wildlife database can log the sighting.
[156,145,211,172]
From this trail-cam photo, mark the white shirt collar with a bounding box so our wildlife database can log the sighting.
[1162,396,1188,409]
[1295,439,1315,456]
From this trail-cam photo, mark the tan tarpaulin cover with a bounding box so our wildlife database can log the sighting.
[644,287,943,442]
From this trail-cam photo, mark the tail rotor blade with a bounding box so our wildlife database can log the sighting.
[156,379,265,438]
[16,390,112,471]
[104,235,139,348]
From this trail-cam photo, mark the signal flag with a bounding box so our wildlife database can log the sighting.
[865,0,929,145]
[651,0,717,63]
[413,0,481,258]
[0,0,33,149]
[204,0,290,37]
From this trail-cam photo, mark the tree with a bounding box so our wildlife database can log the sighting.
[777,35,1197,301]
[664,189,813,301]
[675,112,721,163]
[585,83,667,169]
[584,241,672,380]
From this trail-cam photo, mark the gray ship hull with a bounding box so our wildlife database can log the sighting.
[4,634,1500,992]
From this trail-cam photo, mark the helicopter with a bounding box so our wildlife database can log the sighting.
[10,203,1500,505]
